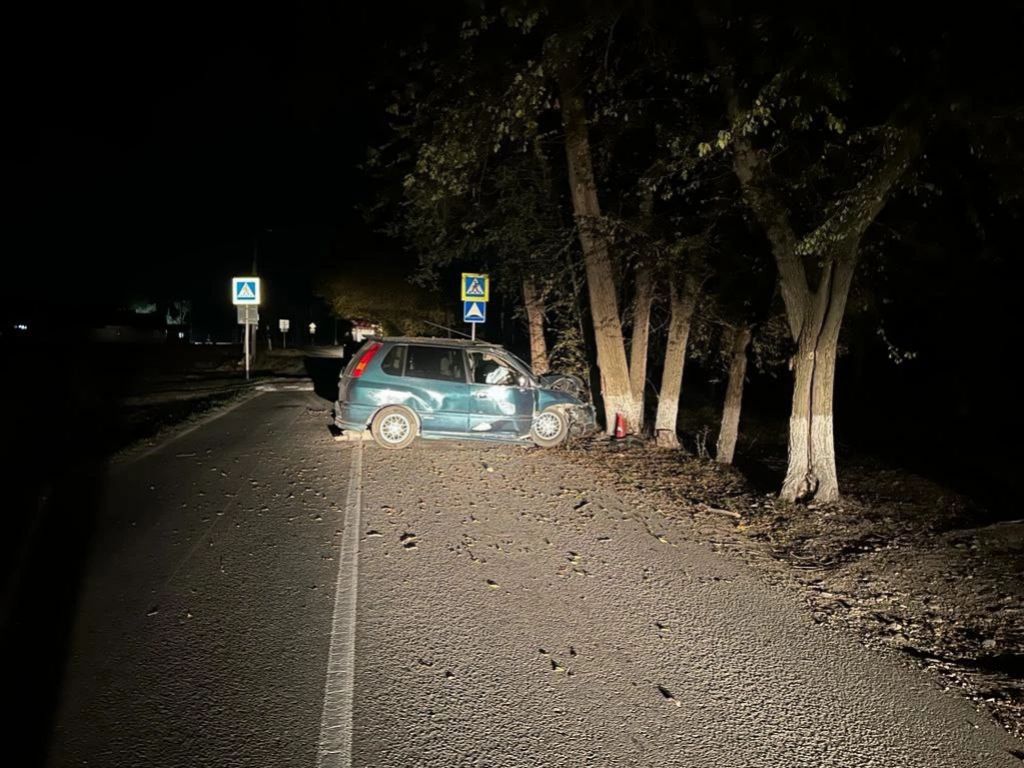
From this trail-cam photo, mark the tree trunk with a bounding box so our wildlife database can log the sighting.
[781,331,841,502]
[654,269,699,448]
[559,65,638,433]
[715,326,752,464]
[779,251,856,502]
[522,278,550,375]
[628,263,654,430]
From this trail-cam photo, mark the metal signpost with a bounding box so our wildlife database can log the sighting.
[232,276,261,380]
[461,273,489,340]
[279,318,290,349]
[463,300,486,336]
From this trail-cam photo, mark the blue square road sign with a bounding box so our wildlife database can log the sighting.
[232,276,261,305]
[463,301,486,324]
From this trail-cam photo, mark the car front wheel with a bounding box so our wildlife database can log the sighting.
[371,405,418,449]
[530,408,568,448]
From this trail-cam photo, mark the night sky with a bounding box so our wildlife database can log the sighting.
[9,1,405,324]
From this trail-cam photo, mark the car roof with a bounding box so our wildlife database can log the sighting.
[375,336,505,350]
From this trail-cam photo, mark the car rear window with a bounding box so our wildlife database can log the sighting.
[404,346,465,382]
[380,345,406,376]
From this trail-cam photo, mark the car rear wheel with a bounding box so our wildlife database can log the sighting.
[530,408,568,448]
[371,405,418,449]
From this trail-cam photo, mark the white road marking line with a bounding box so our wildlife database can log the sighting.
[316,442,363,768]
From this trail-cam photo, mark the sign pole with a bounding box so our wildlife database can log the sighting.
[278,317,290,349]
[232,276,261,383]
[471,323,476,341]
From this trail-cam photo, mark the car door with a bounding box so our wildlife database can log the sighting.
[400,344,469,434]
[466,350,536,437]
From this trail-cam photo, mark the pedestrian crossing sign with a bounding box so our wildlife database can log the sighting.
[461,273,489,302]
[232,277,261,305]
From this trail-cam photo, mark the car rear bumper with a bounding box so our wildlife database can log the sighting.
[334,401,376,431]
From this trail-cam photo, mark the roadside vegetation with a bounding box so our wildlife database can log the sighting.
[346,1,1021,506]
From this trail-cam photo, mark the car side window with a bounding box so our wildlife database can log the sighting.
[468,351,515,386]
[404,346,465,382]
[380,345,406,376]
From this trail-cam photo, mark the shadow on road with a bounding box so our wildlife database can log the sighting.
[303,353,345,403]
[0,336,123,767]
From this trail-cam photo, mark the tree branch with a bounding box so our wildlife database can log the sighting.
[797,122,922,259]
[695,0,809,338]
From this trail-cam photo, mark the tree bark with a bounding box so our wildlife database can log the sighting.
[779,249,856,502]
[654,268,700,448]
[559,64,639,433]
[628,262,654,429]
[522,278,550,375]
[715,325,751,464]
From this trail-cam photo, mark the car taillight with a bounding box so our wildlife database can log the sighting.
[351,342,382,378]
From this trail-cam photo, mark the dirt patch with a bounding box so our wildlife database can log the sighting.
[563,438,1024,740]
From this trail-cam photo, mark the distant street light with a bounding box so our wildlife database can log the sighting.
[309,322,317,344]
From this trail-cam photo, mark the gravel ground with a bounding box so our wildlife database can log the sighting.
[562,437,1024,743]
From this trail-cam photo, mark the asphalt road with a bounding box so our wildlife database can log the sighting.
[46,391,1021,767]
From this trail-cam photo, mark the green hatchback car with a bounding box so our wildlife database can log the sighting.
[334,337,596,449]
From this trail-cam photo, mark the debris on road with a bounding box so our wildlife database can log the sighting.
[657,685,681,706]
[563,441,1024,739]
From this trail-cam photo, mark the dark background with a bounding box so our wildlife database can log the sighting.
[2,3,1021,762]
[7,0,397,332]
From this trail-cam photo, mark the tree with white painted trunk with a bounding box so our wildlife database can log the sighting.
[625,187,658,431]
[724,110,920,500]
[715,324,751,465]
[627,260,654,430]
[558,60,641,433]
[697,5,923,500]
[653,258,702,448]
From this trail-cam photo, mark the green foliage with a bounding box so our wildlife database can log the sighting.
[364,0,1022,396]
